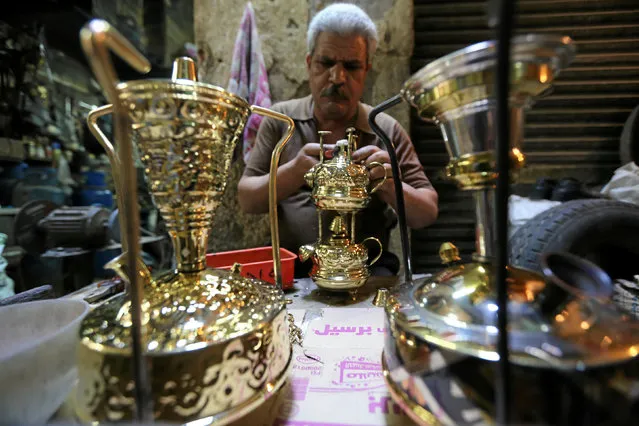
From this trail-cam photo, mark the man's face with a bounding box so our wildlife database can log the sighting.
[306,32,370,122]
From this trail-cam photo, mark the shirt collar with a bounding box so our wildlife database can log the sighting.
[290,95,375,135]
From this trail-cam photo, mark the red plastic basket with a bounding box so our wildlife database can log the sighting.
[205,246,297,289]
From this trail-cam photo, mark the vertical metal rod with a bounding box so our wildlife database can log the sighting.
[79,19,154,421]
[492,0,516,424]
[115,109,153,422]
[318,210,323,242]
[473,189,496,260]
[255,106,295,290]
[368,95,412,283]
[351,212,356,242]
[318,130,331,164]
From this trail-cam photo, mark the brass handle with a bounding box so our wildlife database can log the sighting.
[362,236,383,267]
[86,104,125,254]
[87,105,119,170]
[367,161,388,194]
[250,105,296,290]
[80,20,150,102]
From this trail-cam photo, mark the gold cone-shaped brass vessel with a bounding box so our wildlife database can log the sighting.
[77,19,295,424]
[375,34,579,425]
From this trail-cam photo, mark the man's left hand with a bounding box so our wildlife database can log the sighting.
[352,145,394,193]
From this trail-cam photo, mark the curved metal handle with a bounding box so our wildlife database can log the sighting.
[87,104,126,254]
[362,236,383,267]
[367,161,388,194]
[250,105,295,290]
[87,104,119,169]
[80,19,151,103]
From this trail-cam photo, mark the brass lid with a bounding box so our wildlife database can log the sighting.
[401,34,576,121]
[80,268,287,354]
[388,254,639,369]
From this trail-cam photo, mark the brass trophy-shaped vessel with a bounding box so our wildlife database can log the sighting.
[299,129,385,291]
[365,35,639,425]
[77,20,296,424]
[305,129,386,211]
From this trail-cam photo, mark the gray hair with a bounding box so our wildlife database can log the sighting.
[307,3,378,64]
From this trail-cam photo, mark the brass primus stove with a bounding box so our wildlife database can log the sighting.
[368,35,578,424]
[76,19,297,424]
[299,128,387,292]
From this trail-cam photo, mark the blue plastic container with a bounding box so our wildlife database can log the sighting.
[77,171,114,208]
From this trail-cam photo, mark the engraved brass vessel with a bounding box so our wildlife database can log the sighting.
[77,19,295,424]
[364,35,639,425]
[299,215,382,292]
[299,129,387,292]
[305,130,386,212]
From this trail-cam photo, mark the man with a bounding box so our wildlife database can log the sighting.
[237,3,438,277]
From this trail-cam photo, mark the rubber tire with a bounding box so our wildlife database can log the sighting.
[509,199,639,280]
[620,104,639,166]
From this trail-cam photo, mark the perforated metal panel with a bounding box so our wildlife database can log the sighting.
[410,0,639,273]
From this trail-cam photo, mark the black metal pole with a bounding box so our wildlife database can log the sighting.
[368,95,413,283]
[490,0,516,424]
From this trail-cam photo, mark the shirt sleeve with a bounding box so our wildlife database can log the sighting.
[393,121,434,190]
[243,114,284,177]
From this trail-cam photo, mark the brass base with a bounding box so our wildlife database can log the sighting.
[379,263,546,426]
[311,268,370,292]
[394,261,546,364]
[71,351,292,426]
[75,268,293,423]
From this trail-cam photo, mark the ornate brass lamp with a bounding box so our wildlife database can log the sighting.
[77,20,296,424]
[298,129,386,291]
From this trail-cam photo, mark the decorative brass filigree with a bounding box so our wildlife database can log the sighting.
[76,308,291,422]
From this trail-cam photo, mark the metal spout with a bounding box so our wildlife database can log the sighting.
[104,252,154,289]
[298,244,316,263]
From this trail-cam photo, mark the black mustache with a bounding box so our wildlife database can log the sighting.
[321,85,347,99]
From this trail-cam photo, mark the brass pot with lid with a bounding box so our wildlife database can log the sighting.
[299,215,382,291]
[304,128,387,212]
[76,19,297,424]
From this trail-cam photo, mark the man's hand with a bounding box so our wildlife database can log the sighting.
[292,143,335,178]
[352,145,393,191]
[239,142,334,215]
[352,144,438,229]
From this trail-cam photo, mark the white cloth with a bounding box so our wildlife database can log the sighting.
[0,233,15,300]
[600,162,639,205]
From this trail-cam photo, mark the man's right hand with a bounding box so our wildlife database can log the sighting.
[292,143,335,176]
